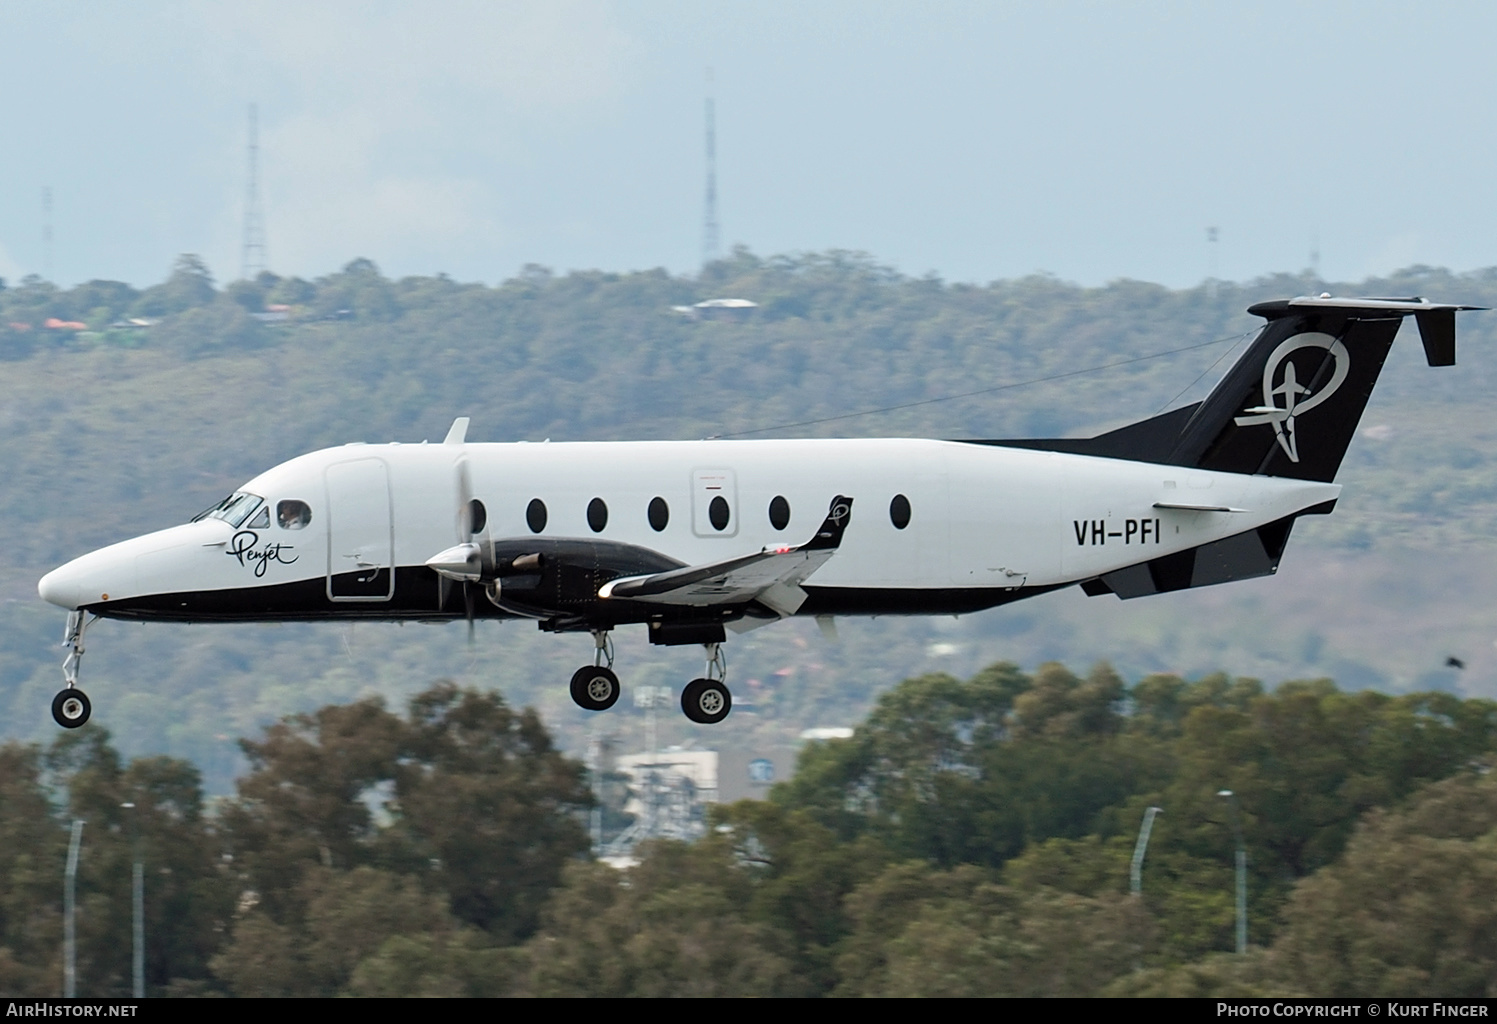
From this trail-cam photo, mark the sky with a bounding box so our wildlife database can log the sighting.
[2,1,1496,290]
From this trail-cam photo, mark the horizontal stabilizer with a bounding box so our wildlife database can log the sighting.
[1152,502,1248,513]
[1254,296,1484,369]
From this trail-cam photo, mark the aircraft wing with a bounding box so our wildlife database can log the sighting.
[598,496,853,616]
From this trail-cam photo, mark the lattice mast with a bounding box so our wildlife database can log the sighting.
[702,69,720,269]
[241,104,267,280]
[41,187,52,281]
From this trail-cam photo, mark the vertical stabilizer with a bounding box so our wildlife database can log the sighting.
[991,297,1481,483]
[1170,297,1479,481]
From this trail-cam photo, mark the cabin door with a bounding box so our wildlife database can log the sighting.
[325,458,395,601]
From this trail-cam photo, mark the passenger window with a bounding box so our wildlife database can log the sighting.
[277,500,312,530]
[527,498,547,534]
[768,495,790,531]
[248,506,270,530]
[588,497,609,533]
[889,494,912,530]
[708,495,730,531]
[648,496,669,531]
[468,499,487,534]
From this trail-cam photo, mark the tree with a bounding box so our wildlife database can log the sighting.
[310,258,399,321]
[223,277,271,312]
[1103,951,1288,997]
[345,930,522,997]
[218,696,406,920]
[1266,772,1497,997]
[524,842,801,997]
[391,683,593,943]
[67,280,139,328]
[1150,680,1497,954]
[776,662,1143,867]
[712,800,891,993]
[217,682,591,964]
[43,729,229,995]
[132,255,215,317]
[0,743,64,996]
[774,664,1028,849]
[148,299,264,357]
[210,865,468,997]
[266,275,315,306]
[835,861,1152,997]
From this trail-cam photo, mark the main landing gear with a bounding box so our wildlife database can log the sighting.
[53,611,93,729]
[681,644,731,725]
[570,631,621,711]
[567,633,732,724]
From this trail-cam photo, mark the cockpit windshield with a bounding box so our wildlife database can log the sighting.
[191,492,265,528]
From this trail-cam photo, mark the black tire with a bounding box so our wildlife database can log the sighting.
[52,688,91,729]
[681,677,731,725]
[570,665,621,711]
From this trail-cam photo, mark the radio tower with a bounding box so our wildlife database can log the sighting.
[41,186,53,281]
[241,104,267,281]
[701,69,720,269]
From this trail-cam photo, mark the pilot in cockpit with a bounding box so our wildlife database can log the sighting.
[277,500,311,530]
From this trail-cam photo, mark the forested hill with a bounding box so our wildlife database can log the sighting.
[7,251,1497,565]
[3,252,1497,788]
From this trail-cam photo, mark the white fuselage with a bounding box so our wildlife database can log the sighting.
[38,436,1338,621]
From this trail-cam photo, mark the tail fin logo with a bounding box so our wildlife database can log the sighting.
[1232,333,1349,463]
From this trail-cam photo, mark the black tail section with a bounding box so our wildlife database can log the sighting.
[1167,300,1403,481]
[989,296,1482,482]
[1081,512,1304,600]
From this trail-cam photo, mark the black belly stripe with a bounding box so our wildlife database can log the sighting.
[86,565,1058,624]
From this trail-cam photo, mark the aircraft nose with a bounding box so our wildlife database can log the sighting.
[39,521,232,613]
[38,547,134,611]
[38,562,86,610]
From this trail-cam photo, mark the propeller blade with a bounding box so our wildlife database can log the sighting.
[472,505,491,645]
[443,455,487,636]
[442,457,476,613]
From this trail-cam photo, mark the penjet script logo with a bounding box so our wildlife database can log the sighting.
[1233,332,1349,463]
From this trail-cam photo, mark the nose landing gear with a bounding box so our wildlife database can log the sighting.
[53,611,94,729]
[52,689,91,729]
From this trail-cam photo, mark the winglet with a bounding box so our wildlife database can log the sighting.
[804,496,854,551]
[443,417,470,445]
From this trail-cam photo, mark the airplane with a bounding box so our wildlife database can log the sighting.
[36,295,1481,730]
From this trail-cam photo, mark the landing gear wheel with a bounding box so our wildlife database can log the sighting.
[681,677,731,725]
[52,689,91,729]
[570,665,621,711]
